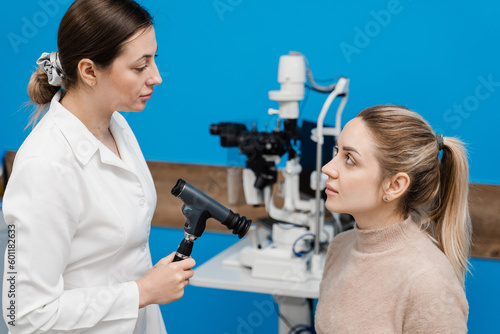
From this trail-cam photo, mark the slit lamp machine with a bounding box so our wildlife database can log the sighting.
[209,52,350,283]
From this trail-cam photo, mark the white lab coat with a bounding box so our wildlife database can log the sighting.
[2,90,167,334]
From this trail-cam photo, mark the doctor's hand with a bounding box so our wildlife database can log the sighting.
[136,252,196,308]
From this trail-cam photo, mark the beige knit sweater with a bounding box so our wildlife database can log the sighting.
[315,217,468,334]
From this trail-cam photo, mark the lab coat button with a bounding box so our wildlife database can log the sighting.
[76,140,92,157]
[139,198,146,207]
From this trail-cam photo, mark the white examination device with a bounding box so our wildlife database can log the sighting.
[211,52,350,283]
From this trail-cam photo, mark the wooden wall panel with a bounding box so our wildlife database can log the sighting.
[148,161,500,260]
[3,151,500,259]
[469,184,500,258]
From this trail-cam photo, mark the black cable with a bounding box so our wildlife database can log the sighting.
[273,298,295,330]
[289,51,340,93]
[290,324,316,334]
[304,84,333,94]
[273,296,316,334]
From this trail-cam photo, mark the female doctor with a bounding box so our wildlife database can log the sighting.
[2,0,195,333]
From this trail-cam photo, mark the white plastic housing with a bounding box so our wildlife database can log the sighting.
[268,54,306,119]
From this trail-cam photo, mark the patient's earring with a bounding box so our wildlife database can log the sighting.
[383,196,389,202]
[91,81,96,86]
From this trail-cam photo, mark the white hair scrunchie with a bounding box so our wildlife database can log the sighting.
[36,51,65,87]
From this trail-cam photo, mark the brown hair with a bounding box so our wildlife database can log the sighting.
[27,0,153,126]
[357,105,472,286]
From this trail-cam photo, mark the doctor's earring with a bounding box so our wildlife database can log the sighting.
[383,196,389,202]
[91,81,96,86]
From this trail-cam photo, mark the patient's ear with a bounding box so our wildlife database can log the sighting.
[382,172,410,201]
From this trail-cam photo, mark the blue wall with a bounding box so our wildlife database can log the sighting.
[1,0,499,333]
[1,0,500,184]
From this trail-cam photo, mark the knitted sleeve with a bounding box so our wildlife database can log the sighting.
[403,268,468,334]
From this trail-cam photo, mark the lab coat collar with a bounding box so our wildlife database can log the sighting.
[106,114,137,172]
[49,90,99,165]
[48,90,130,171]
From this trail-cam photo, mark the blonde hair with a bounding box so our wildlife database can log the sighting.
[357,105,472,286]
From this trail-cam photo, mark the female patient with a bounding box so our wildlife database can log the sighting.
[2,0,194,333]
[315,105,471,333]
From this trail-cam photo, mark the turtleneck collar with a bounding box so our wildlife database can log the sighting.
[354,217,421,253]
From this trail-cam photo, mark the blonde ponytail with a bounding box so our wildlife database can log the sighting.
[357,105,472,287]
[430,137,472,286]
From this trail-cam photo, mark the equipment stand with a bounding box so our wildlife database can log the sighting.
[190,227,319,334]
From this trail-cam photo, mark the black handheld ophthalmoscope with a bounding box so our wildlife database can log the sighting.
[170,178,252,262]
